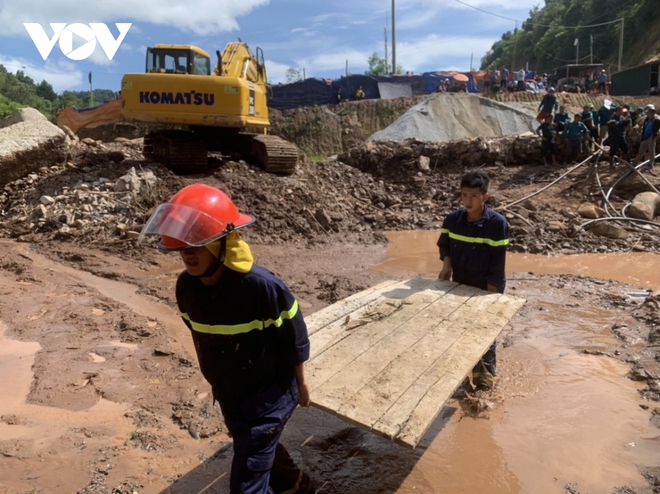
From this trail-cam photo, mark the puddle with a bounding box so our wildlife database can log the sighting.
[0,320,41,414]
[0,323,131,430]
[370,230,660,492]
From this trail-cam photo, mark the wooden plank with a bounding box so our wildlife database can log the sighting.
[304,279,399,336]
[305,278,426,336]
[306,281,464,394]
[339,292,501,431]
[305,278,526,449]
[373,291,510,439]
[393,297,527,447]
[307,277,439,360]
[311,284,483,413]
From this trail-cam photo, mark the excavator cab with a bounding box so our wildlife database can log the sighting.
[145,45,211,75]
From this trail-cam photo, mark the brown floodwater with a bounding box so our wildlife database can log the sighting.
[370,231,660,493]
[374,230,660,290]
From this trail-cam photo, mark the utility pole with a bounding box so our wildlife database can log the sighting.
[574,38,579,65]
[303,67,306,79]
[512,21,518,71]
[346,60,348,77]
[618,18,624,72]
[88,71,93,107]
[384,26,389,74]
[590,35,593,64]
[470,53,473,72]
[392,0,396,74]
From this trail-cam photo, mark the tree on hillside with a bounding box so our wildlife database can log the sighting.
[365,52,389,75]
[36,80,57,102]
[285,67,303,83]
[365,52,403,76]
[70,89,118,104]
[479,0,660,74]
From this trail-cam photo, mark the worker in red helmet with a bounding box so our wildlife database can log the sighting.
[141,184,313,494]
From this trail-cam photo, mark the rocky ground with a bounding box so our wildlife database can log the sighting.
[0,97,659,493]
[1,132,658,257]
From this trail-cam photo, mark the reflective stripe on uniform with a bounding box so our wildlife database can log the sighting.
[440,228,509,247]
[181,300,299,335]
[472,372,496,380]
[279,469,304,494]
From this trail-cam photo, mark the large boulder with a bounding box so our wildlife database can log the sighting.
[0,108,48,129]
[0,111,65,187]
[627,191,660,221]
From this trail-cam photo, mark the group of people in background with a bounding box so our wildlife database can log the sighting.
[436,78,468,93]
[483,67,613,95]
[535,88,660,169]
[483,67,530,94]
[555,69,610,95]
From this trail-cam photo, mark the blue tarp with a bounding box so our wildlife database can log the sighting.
[269,72,480,110]
[269,78,337,110]
[423,73,452,94]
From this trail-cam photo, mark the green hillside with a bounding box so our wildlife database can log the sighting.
[480,0,660,75]
[0,65,116,122]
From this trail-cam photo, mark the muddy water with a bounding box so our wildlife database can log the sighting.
[375,230,660,290]
[371,231,660,493]
[0,322,136,491]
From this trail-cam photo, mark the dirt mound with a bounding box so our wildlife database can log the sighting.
[369,93,536,142]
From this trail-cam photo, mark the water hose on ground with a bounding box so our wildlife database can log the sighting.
[578,216,660,230]
[578,144,660,234]
[499,151,598,212]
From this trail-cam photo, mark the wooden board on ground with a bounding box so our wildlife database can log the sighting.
[304,277,526,449]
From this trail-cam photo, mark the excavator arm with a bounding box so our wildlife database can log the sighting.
[214,42,266,84]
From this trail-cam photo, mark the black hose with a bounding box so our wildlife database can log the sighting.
[578,216,660,231]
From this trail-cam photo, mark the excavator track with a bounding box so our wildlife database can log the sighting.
[250,134,298,175]
[143,130,208,175]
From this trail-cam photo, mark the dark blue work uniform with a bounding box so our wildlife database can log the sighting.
[607,116,629,157]
[176,265,310,494]
[437,207,509,377]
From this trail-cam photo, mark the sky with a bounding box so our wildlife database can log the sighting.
[0,0,543,94]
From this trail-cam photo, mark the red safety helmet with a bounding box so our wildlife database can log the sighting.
[140,184,255,251]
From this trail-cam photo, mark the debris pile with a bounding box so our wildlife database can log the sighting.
[0,157,160,245]
[343,135,546,169]
[0,107,658,256]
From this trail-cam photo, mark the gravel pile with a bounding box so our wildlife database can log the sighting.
[369,93,536,143]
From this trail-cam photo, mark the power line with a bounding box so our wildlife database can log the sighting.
[453,0,623,29]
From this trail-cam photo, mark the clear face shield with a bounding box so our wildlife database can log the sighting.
[139,203,234,250]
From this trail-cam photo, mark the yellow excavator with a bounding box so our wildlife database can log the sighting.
[120,42,297,175]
